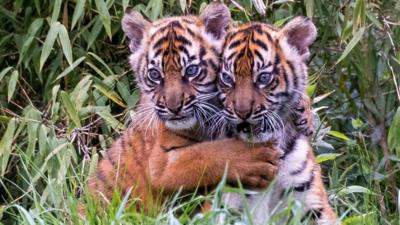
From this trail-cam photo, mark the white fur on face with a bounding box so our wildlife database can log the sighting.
[165,116,197,130]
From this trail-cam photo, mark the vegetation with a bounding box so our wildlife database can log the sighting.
[0,0,399,224]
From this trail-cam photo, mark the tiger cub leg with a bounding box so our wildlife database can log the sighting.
[300,147,339,225]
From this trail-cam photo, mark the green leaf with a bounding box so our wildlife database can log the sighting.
[179,0,186,13]
[97,110,126,131]
[335,27,365,66]
[0,67,13,82]
[0,118,16,177]
[71,0,86,30]
[54,56,86,82]
[51,0,62,24]
[40,22,60,71]
[353,0,366,33]
[388,107,400,156]
[7,70,19,102]
[337,185,376,196]
[328,130,350,141]
[316,153,342,163]
[93,84,127,108]
[19,18,44,64]
[94,0,112,39]
[351,118,364,129]
[150,0,163,20]
[60,91,81,128]
[58,24,73,66]
[304,0,314,18]
[87,17,103,49]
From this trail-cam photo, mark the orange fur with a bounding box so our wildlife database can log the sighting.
[88,119,280,211]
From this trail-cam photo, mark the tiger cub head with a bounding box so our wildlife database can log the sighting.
[122,2,230,130]
[217,17,317,143]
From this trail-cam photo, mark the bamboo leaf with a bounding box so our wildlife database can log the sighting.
[316,153,342,163]
[328,130,350,141]
[40,22,60,71]
[7,70,19,102]
[0,67,13,82]
[19,18,44,64]
[51,0,62,23]
[94,0,112,39]
[71,0,86,29]
[179,0,186,13]
[54,56,86,82]
[304,0,314,18]
[388,107,400,156]
[93,84,127,108]
[58,23,73,66]
[0,119,16,177]
[97,110,126,131]
[60,91,81,128]
[334,27,365,66]
[337,185,376,196]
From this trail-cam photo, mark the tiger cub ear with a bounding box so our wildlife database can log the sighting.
[281,16,317,61]
[199,2,231,40]
[122,8,151,52]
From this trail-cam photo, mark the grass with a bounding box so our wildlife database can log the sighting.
[0,0,399,224]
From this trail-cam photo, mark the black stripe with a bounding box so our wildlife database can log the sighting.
[290,160,308,175]
[153,48,163,57]
[208,59,219,72]
[302,208,323,222]
[179,45,190,58]
[251,24,263,34]
[282,133,299,157]
[176,35,192,46]
[227,51,237,61]
[153,36,169,49]
[254,49,263,60]
[294,172,314,192]
[187,28,195,37]
[170,20,183,29]
[253,39,268,51]
[228,40,242,49]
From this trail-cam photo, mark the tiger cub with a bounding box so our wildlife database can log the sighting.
[217,18,339,224]
[88,2,280,213]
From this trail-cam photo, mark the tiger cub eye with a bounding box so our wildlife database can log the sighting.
[185,65,200,77]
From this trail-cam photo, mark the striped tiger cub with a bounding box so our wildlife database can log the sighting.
[88,2,280,212]
[217,18,339,224]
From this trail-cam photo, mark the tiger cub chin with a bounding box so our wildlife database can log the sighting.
[217,18,339,224]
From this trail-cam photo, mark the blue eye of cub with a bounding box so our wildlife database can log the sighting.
[220,72,234,86]
[257,72,273,85]
[185,65,200,77]
[148,69,161,81]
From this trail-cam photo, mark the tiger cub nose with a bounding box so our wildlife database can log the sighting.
[165,98,183,114]
[235,106,252,120]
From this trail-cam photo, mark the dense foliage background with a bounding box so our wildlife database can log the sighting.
[0,0,399,224]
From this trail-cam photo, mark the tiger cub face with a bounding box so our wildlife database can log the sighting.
[218,17,317,143]
[122,2,230,130]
